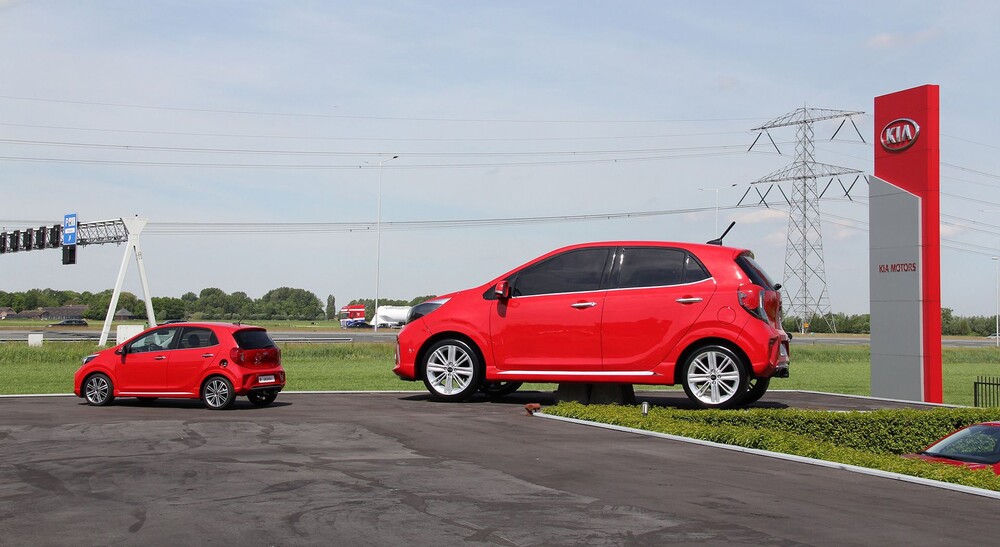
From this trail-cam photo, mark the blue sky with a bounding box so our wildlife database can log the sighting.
[2,1,999,316]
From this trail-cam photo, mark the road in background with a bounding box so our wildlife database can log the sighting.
[0,329,398,344]
[2,328,998,347]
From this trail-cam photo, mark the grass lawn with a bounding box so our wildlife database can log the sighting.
[3,342,1000,405]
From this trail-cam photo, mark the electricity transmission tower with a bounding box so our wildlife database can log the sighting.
[745,107,865,333]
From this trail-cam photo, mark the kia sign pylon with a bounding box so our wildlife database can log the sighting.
[870,84,941,403]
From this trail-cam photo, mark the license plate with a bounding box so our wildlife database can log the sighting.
[779,344,788,357]
[258,375,275,384]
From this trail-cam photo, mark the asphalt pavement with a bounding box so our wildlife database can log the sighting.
[1,391,997,546]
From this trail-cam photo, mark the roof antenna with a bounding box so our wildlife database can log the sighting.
[707,221,736,246]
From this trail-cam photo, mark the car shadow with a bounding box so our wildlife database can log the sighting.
[396,390,789,410]
[81,398,293,411]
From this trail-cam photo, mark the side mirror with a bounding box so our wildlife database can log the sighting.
[494,280,511,300]
[116,346,127,362]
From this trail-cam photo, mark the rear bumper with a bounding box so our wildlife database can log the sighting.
[234,369,285,395]
[741,320,790,379]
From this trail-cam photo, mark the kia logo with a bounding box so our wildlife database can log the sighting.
[880,118,920,152]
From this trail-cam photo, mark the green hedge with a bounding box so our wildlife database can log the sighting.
[545,403,1000,491]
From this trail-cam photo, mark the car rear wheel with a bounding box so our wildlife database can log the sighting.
[247,390,278,407]
[202,376,235,410]
[84,373,114,406]
[681,345,749,409]
[742,377,771,405]
[421,339,483,402]
[482,381,522,399]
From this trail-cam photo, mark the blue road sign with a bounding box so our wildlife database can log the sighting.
[63,213,77,246]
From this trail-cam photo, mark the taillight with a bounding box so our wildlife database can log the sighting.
[738,285,767,321]
[230,348,245,365]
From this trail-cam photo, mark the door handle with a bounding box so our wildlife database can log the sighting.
[201,353,214,358]
[675,297,703,304]
[154,356,166,361]
[571,302,597,309]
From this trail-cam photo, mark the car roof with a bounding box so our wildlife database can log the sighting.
[152,321,265,332]
[561,240,748,252]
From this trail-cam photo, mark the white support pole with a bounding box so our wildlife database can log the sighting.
[98,218,154,346]
[99,238,133,346]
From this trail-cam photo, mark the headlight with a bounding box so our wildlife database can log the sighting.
[405,298,450,323]
[82,354,98,365]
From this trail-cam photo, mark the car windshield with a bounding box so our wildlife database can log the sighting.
[924,424,1000,464]
[233,329,276,349]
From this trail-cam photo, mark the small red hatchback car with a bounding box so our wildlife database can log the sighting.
[74,322,285,410]
[394,241,790,408]
[904,422,1000,474]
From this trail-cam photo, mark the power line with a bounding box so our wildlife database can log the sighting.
[0,149,769,169]
[0,137,790,159]
[0,95,769,124]
[0,122,752,143]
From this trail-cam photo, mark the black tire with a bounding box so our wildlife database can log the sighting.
[421,339,483,402]
[84,373,115,406]
[482,381,522,399]
[681,345,749,409]
[247,390,278,407]
[742,377,771,406]
[201,376,235,410]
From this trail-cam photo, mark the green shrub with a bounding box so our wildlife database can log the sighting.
[545,403,1000,491]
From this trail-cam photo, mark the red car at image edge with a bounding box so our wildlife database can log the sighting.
[905,422,1000,474]
[74,322,285,410]
[394,240,790,408]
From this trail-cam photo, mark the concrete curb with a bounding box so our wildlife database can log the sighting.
[769,389,961,407]
[533,411,1000,501]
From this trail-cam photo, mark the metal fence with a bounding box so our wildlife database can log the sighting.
[974,376,1000,407]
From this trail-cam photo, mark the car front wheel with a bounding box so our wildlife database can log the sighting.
[84,373,115,406]
[202,376,235,410]
[681,345,749,409]
[421,339,483,402]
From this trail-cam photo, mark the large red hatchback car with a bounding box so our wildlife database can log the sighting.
[74,322,285,410]
[394,240,790,408]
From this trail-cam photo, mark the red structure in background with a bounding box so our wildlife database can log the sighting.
[872,84,941,403]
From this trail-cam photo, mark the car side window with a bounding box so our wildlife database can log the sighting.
[512,248,610,297]
[128,327,179,353]
[618,248,710,289]
[178,327,219,349]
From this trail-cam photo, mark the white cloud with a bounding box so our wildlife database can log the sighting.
[763,230,787,247]
[940,223,964,239]
[735,208,787,224]
[866,29,939,49]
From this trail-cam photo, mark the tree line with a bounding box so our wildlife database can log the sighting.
[0,288,358,321]
[785,309,1000,336]
[5,289,997,335]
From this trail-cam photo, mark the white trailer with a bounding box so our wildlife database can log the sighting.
[374,305,411,328]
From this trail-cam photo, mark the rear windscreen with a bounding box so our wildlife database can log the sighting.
[736,253,777,289]
[233,329,276,349]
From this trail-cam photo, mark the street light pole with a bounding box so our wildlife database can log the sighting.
[698,184,737,235]
[374,155,398,333]
[993,256,999,347]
